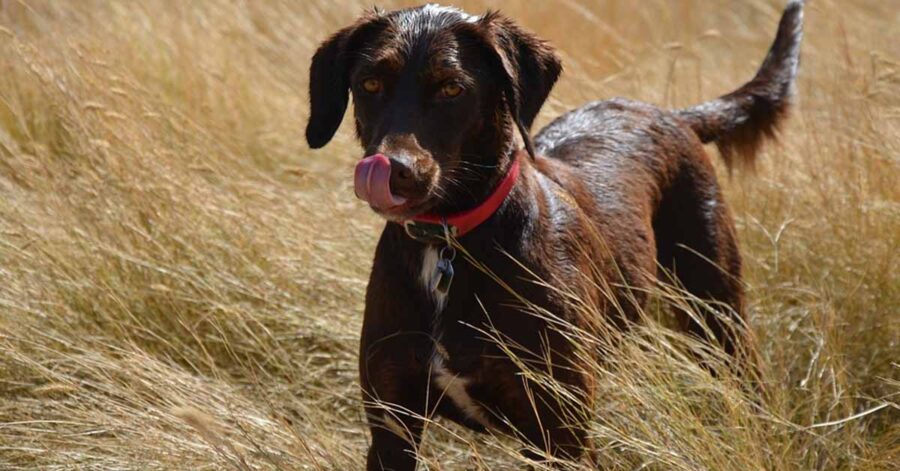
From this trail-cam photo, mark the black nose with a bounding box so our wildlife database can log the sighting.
[388,155,417,196]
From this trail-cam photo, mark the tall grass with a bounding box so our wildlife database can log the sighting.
[0,0,897,469]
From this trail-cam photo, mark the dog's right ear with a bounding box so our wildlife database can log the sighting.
[306,16,383,149]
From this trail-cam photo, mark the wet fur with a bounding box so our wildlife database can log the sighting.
[306,2,803,469]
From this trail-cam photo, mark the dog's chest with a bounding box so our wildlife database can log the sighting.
[419,246,448,312]
[419,246,492,427]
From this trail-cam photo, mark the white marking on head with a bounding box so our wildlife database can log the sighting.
[422,4,480,23]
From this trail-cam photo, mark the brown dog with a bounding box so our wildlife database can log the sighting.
[307,2,803,468]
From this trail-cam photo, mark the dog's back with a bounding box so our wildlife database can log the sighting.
[530,0,804,353]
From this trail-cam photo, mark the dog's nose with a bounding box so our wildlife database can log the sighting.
[388,155,417,197]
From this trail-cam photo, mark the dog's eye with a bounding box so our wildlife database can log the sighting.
[361,78,382,94]
[440,82,464,99]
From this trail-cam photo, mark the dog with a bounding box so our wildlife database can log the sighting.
[306,2,803,468]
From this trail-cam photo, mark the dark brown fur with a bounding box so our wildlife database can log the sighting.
[306,2,803,469]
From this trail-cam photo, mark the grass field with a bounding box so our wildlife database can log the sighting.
[1,0,898,469]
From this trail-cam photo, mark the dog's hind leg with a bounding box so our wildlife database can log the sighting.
[653,152,747,359]
[658,0,805,367]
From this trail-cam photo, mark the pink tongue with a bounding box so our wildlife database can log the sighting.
[353,154,408,210]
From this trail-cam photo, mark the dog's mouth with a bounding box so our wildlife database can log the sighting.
[354,154,407,209]
[353,154,436,220]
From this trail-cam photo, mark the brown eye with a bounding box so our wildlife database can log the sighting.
[362,78,382,94]
[440,82,464,99]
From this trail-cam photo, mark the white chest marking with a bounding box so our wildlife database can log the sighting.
[431,347,491,428]
[420,249,489,427]
[419,246,448,313]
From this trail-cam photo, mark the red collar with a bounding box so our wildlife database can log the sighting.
[403,154,521,242]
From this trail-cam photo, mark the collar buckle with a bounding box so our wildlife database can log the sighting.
[403,220,457,243]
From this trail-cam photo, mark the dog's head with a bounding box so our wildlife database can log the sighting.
[306,5,561,220]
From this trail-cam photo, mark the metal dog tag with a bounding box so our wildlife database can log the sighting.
[431,219,457,297]
[434,256,454,295]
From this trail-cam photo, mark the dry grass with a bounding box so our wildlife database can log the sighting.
[0,0,897,469]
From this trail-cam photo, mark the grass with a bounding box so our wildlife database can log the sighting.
[0,0,897,469]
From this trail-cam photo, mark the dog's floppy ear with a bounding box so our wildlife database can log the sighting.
[306,16,384,149]
[476,12,562,157]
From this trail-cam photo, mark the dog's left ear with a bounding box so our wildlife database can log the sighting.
[475,13,562,157]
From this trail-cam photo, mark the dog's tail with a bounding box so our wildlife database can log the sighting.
[677,0,804,169]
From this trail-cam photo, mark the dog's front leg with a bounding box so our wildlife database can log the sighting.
[360,329,430,471]
[359,265,431,469]
[358,232,437,470]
